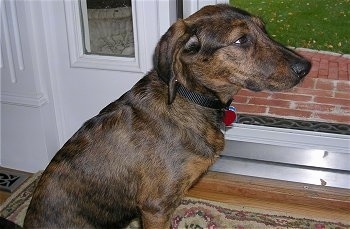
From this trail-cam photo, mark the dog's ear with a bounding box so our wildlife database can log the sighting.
[154,19,192,104]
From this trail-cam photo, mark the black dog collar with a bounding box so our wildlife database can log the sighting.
[176,82,232,110]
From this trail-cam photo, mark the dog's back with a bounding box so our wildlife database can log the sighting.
[24,72,222,228]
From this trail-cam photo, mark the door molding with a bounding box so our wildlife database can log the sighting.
[182,0,229,18]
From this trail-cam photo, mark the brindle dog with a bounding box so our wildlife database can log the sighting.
[24,4,310,229]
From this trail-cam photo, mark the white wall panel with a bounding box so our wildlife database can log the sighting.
[1,1,60,171]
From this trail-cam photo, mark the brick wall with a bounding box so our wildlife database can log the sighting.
[234,49,350,124]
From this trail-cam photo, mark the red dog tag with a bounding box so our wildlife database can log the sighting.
[223,106,237,126]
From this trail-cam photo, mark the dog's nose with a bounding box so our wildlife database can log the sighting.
[291,60,311,78]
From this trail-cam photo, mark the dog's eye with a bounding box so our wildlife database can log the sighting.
[184,35,201,53]
[234,35,248,45]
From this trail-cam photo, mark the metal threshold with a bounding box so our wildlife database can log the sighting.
[210,140,350,189]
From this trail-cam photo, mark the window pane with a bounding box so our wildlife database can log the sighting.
[81,0,135,57]
[228,0,350,135]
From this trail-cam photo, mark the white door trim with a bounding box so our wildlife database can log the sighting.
[182,0,229,18]
[225,124,350,154]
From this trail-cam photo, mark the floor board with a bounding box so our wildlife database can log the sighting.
[187,171,350,222]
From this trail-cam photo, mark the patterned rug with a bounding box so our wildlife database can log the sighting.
[1,172,349,229]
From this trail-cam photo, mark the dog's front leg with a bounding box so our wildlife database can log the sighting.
[141,211,171,229]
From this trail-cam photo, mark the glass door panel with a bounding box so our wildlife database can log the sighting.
[80,0,135,57]
[180,0,350,188]
[227,0,350,135]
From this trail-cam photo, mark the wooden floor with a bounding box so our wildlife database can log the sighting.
[187,171,350,222]
[0,190,11,204]
[1,169,349,223]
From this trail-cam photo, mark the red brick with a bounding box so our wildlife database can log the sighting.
[328,62,338,79]
[268,107,313,118]
[236,89,271,98]
[311,56,321,62]
[319,59,329,70]
[294,102,336,113]
[233,95,249,104]
[318,69,329,78]
[336,81,350,92]
[249,97,291,108]
[339,61,348,71]
[292,87,333,98]
[307,69,319,78]
[328,55,342,61]
[315,113,350,124]
[314,97,350,107]
[338,71,348,81]
[311,59,320,69]
[329,61,338,68]
[334,91,350,100]
[271,92,312,102]
[235,104,267,115]
[328,73,339,80]
[315,79,335,91]
[321,53,333,59]
[299,78,315,89]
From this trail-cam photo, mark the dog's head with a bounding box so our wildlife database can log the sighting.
[154,4,311,105]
